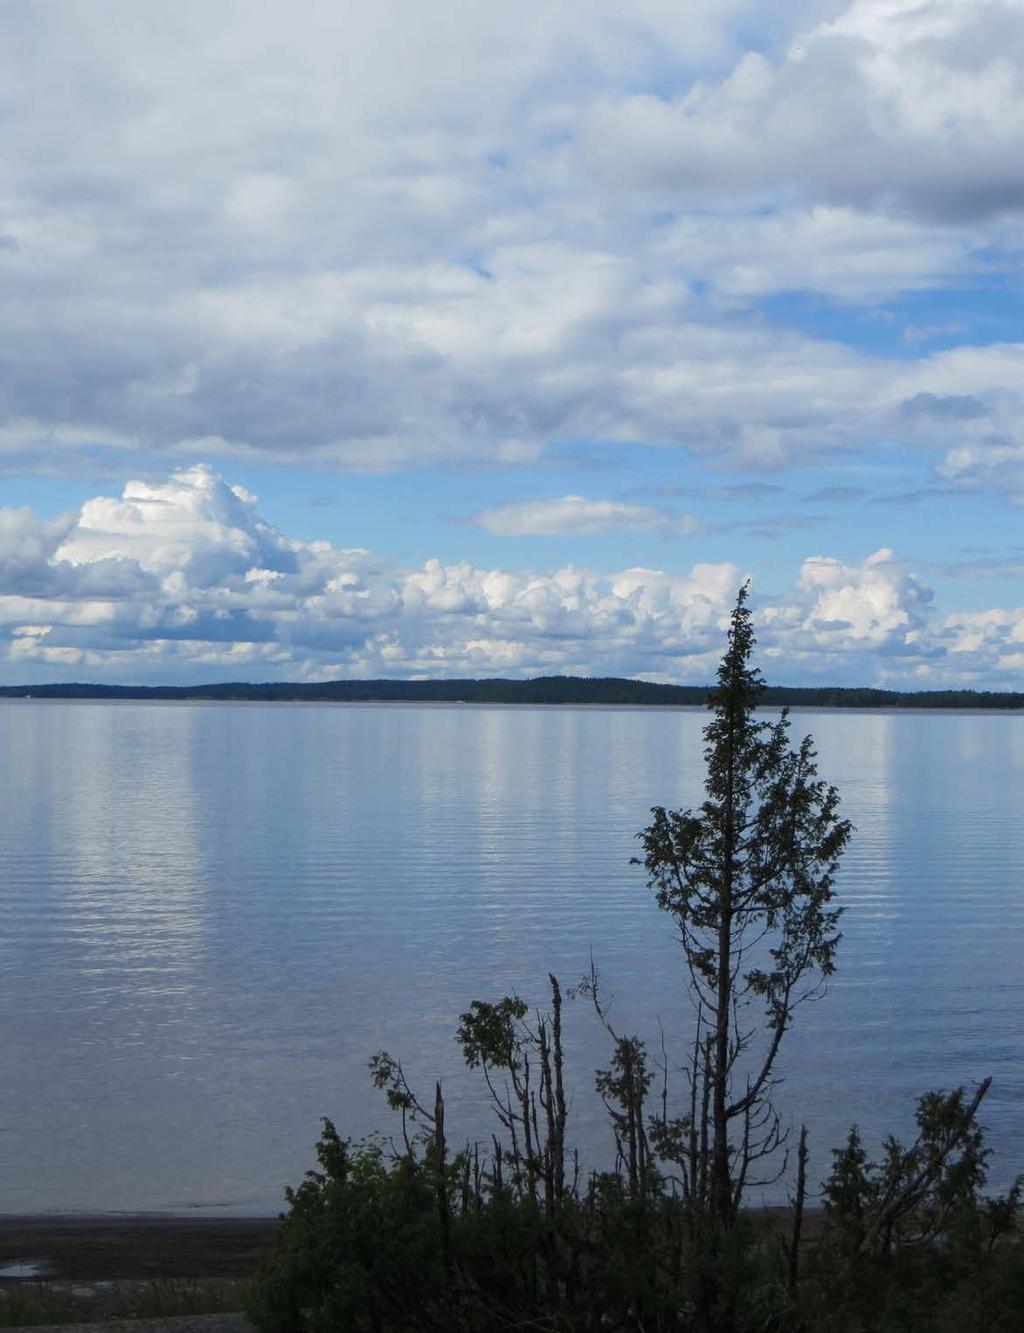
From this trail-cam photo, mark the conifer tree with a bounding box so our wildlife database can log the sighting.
[637,584,852,1228]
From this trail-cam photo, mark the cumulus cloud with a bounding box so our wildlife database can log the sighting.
[1,0,1023,485]
[55,469,299,582]
[944,606,1024,669]
[1,465,1023,688]
[587,0,1024,224]
[0,466,742,682]
[0,508,74,593]
[656,206,975,304]
[939,441,1024,505]
[471,495,703,537]
[795,549,933,649]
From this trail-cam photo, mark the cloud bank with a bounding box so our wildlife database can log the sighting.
[2,466,1022,688]
[1,0,1024,504]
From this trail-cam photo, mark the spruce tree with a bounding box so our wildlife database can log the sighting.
[637,584,852,1228]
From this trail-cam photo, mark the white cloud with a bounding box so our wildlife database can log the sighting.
[0,507,73,590]
[55,465,299,581]
[939,441,1024,505]
[1,465,1023,688]
[0,466,742,681]
[472,494,703,537]
[944,606,1024,661]
[586,0,1024,223]
[1,1,1022,482]
[795,548,933,647]
[658,206,974,304]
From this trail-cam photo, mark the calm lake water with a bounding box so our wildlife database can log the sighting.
[1,700,1021,1214]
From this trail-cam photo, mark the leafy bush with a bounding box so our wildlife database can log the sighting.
[800,1085,1023,1333]
[248,596,1022,1331]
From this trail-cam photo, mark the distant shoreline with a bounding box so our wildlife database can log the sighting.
[1,677,1022,710]
[1,698,1023,717]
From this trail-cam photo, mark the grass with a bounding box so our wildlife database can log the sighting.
[0,1276,250,1326]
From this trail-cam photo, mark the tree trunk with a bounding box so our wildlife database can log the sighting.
[712,698,738,1229]
[787,1125,808,1299]
[712,919,732,1227]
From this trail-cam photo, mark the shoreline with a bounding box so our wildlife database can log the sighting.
[0,1218,280,1283]
[2,675,1022,713]
[1,696,1021,716]
[0,1207,825,1284]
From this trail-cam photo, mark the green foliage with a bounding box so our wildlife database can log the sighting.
[251,1010,1021,1333]
[248,588,1023,1332]
[0,1278,247,1328]
[595,1036,654,1164]
[247,1120,449,1333]
[6,677,1023,709]
[801,1084,1024,1333]
[456,995,528,1073]
[249,1113,804,1331]
[820,1082,1012,1257]
[0,1286,82,1329]
[636,586,852,1226]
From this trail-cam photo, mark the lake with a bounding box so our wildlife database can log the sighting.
[0,700,1021,1214]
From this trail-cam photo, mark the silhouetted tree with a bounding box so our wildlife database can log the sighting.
[637,584,852,1231]
[249,586,1024,1333]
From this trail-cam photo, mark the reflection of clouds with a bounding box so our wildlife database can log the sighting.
[827,710,898,930]
[392,705,699,1164]
[2,702,1022,1209]
[410,706,553,930]
[775,709,1024,1196]
[403,705,697,1028]
[0,702,211,990]
[57,703,209,980]
[0,701,221,1213]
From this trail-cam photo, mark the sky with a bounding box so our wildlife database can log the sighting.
[2,0,1024,687]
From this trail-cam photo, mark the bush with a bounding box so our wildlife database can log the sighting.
[248,1024,1022,1333]
[248,599,1021,1330]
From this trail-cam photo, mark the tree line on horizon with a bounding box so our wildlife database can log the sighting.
[1,676,1022,709]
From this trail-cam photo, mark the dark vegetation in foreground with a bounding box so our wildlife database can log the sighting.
[2,677,1022,709]
[0,1217,276,1327]
[0,1277,249,1328]
[246,590,1022,1331]
[251,1093,1023,1333]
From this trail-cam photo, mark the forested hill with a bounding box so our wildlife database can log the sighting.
[1,677,1022,709]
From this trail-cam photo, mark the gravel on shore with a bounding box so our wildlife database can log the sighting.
[2,1315,252,1333]
[0,1218,279,1283]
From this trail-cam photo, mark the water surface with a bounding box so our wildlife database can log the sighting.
[0,701,1020,1212]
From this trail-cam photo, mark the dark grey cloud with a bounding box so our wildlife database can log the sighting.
[708,482,787,502]
[928,555,1024,579]
[901,393,988,422]
[802,485,866,502]
[871,485,962,506]
[938,437,1024,503]
[742,513,824,537]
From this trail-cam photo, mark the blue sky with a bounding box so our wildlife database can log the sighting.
[2,0,1024,687]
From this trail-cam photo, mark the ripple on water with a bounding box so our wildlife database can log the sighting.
[0,701,1021,1210]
